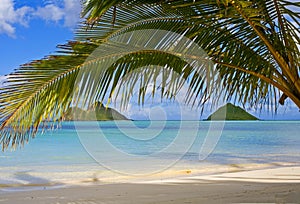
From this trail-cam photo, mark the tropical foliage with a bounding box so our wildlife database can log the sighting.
[0,0,300,150]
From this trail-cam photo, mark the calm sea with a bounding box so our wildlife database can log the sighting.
[0,121,299,192]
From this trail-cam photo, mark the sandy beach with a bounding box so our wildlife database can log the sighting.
[1,166,299,204]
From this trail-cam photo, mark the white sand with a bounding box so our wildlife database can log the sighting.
[144,166,300,184]
[0,166,300,203]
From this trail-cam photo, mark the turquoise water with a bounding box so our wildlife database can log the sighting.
[0,121,299,191]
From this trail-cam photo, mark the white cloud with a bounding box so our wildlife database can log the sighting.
[34,0,81,27]
[0,0,32,37]
[63,0,82,27]
[0,75,8,87]
[35,4,65,22]
[0,0,81,37]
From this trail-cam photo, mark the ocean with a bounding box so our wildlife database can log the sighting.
[0,121,299,192]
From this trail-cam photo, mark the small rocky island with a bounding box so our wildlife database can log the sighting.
[206,103,259,120]
[62,102,129,121]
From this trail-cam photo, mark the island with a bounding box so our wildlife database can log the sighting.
[206,103,259,120]
[62,102,129,121]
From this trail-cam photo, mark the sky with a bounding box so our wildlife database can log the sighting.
[0,0,81,75]
[0,0,299,120]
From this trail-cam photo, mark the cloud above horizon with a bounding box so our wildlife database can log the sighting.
[0,75,8,87]
[0,0,32,37]
[0,0,81,37]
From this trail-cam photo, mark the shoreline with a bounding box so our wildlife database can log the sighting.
[1,162,298,192]
[1,166,300,203]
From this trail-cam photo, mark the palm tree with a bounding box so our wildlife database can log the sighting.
[0,0,299,150]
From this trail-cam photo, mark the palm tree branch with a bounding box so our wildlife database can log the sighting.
[273,0,298,80]
[0,34,214,150]
[1,63,81,129]
[70,1,295,108]
[232,1,300,92]
[214,60,300,105]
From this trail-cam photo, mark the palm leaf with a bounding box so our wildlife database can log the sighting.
[0,28,215,150]
[1,0,300,150]
[80,0,296,106]
[0,42,96,149]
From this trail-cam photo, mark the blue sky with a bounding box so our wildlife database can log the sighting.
[0,0,81,76]
[0,0,299,120]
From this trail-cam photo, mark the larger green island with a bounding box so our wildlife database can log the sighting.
[62,102,129,121]
[206,103,259,120]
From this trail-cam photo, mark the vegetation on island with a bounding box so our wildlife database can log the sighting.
[0,0,299,149]
[62,102,128,121]
[206,103,259,120]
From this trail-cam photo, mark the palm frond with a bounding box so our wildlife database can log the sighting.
[79,0,300,107]
[0,42,97,150]
[0,28,215,150]
[1,0,300,150]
